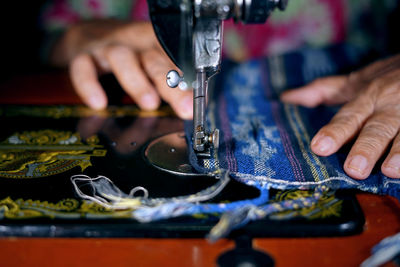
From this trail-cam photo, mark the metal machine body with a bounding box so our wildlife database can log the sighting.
[147,0,288,156]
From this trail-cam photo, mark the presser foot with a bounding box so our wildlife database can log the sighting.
[145,130,219,176]
[193,128,220,158]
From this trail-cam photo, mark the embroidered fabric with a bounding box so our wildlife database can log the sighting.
[183,44,400,263]
[186,43,400,199]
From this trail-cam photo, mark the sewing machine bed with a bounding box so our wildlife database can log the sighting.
[0,105,364,238]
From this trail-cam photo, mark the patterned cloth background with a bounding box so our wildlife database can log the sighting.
[40,0,398,60]
[186,43,400,200]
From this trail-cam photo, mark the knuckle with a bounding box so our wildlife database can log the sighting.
[142,52,171,78]
[106,45,130,60]
[380,102,400,115]
[367,78,384,92]
[349,71,360,82]
[144,50,168,66]
[144,60,161,74]
[392,135,400,151]
[123,75,150,92]
[365,78,387,100]
[353,137,384,155]
[352,115,400,156]
[362,118,399,140]
[149,64,168,78]
[383,82,400,95]
[143,49,159,61]
[121,74,153,94]
[71,53,88,66]
[319,123,350,142]
[348,87,376,108]
[376,87,400,109]
[330,112,363,131]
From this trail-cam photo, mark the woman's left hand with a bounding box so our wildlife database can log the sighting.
[280,54,400,179]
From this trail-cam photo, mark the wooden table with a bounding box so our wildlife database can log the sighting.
[0,72,399,267]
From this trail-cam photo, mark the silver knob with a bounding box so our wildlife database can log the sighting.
[166,70,182,88]
[209,129,220,150]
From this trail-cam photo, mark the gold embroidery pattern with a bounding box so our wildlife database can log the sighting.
[0,130,106,178]
[0,190,343,220]
[1,105,174,119]
[0,197,133,219]
[272,190,342,219]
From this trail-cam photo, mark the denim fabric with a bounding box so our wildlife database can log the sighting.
[186,43,400,199]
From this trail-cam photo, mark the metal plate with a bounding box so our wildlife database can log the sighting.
[145,131,204,176]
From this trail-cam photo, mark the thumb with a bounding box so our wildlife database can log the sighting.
[280,76,348,107]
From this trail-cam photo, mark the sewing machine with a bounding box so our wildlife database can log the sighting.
[146,0,288,158]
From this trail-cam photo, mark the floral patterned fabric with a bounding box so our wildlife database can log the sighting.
[41,0,397,60]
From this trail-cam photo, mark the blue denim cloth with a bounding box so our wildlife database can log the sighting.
[186,43,400,199]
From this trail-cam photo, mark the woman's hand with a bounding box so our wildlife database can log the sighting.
[281,55,400,179]
[51,20,193,119]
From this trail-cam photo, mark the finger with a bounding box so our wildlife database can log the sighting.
[311,95,375,156]
[91,45,112,72]
[140,48,193,119]
[113,22,161,51]
[382,133,400,178]
[343,111,400,179]
[70,53,107,110]
[280,76,348,107]
[105,45,161,111]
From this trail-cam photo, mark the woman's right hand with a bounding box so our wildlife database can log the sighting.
[51,20,193,119]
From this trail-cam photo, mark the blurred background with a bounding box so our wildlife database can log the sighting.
[1,1,47,81]
[0,1,400,83]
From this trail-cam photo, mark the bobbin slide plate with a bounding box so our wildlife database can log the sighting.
[145,131,204,176]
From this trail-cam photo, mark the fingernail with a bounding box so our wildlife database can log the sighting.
[89,95,106,110]
[181,95,193,118]
[386,154,400,174]
[313,136,335,153]
[348,155,368,175]
[141,93,158,110]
